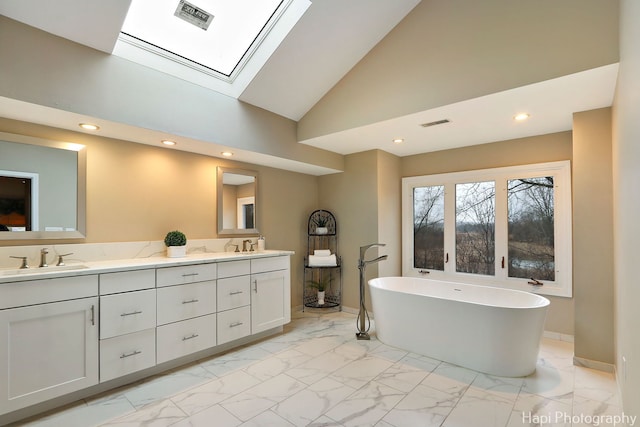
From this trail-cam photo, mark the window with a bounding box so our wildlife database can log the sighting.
[114,0,311,97]
[412,185,444,271]
[402,161,572,297]
[120,0,285,78]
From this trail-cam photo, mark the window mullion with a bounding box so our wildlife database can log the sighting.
[443,183,456,274]
[494,178,509,282]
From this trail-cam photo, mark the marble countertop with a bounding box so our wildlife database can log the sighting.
[0,250,294,284]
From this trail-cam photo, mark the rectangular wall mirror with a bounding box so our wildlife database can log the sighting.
[0,132,86,240]
[217,167,258,236]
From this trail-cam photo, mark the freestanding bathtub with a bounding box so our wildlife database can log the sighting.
[369,277,550,377]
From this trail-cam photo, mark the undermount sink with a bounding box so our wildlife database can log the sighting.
[0,264,90,276]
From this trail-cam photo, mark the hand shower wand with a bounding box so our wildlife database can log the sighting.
[356,243,387,340]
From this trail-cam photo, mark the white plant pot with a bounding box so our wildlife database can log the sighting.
[167,245,186,258]
[317,290,325,305]
[316,227,328,235]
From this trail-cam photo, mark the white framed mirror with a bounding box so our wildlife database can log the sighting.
[217,167,258,236]
[0,132,86,240]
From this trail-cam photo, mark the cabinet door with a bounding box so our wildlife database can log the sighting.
[0,297,99,415]
[251,270,288,334]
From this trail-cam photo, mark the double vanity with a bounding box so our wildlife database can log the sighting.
[0,250,292,422]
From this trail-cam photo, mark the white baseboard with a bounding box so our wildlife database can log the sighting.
[543,330,575,343]
[573,356,615,373]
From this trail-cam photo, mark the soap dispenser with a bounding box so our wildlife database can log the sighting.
[257,235,265,251]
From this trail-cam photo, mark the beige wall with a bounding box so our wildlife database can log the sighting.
[0,118,318,306]
[222,185,238,230]
[613,0,640,416]
[573,108,614,364]
[402,132,575,336]
[377,151,402,278]
[299,0,619,140]
[0,16,343,173]
[318,151,380,310]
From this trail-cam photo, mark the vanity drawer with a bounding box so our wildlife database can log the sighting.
[156,264,217,288]
[0,275,98,310]
[100,328,156,383]
[156,281,216,326]
[217,276,250,311]
[217,260,250,279]
[100,289,156,339]
[156,314,216,364]
[100,269,155,295]
[251,256,289,274]
[217,306,251,345]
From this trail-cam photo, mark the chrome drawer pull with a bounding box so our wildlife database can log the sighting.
[230,322,244,328]
[121,310,143,317]
[229,291,243,295]
[120,350,142,359]
[182,299,199,304]
[182,333,199,341]
[182,273,199,277]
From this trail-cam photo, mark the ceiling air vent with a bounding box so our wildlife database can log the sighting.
[420,119,451,128]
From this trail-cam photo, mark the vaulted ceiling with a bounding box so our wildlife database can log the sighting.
[0,0,619,173]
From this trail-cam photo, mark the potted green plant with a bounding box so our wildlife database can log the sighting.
[313,214,329,235]
[307,273,333,305]
[164,230,187,258]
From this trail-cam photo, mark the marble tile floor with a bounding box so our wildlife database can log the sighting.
[15,311,626,427]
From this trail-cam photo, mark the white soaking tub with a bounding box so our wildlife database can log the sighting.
[369,277,549,377]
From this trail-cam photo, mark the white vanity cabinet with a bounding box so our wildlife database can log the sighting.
[251,256,291,334]
[99,269,156,383]
[216,260,251,345]
[156,263,217,364]
[0,252,292,423]
[0,275,99,415]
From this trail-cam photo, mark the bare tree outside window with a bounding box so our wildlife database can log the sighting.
[456,181,495,275]
[507,177,555,280]
[413,186,445,270]
[403,161,571,296]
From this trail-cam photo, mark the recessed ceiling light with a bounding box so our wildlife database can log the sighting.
[392,138,404,144]
[514,113,530,121]
[79,123,99,131]
[161,140,177,146]
[221,151,233,157]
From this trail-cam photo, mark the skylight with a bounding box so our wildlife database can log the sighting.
[120,0,286,79]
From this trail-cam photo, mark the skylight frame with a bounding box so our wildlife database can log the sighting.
[119,0,288,83]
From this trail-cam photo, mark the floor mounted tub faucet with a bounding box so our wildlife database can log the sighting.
[356,243,388,340]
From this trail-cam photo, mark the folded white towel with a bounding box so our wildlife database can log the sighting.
[308,254,337,267]
[314,249,332,257]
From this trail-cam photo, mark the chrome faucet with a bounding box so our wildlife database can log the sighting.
[10,256,29,269]
[358,243,388,268]
[39,248,49,268]
[356,243,388,340]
